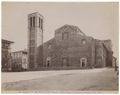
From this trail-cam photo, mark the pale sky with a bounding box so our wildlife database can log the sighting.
[2,2,119,58]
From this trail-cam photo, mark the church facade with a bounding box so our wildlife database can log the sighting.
[38,25,113,69]
[28,12,113,70]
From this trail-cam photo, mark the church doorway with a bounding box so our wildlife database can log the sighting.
[80,57,87,68]
[46,57,51,67]
[62,57,68,67]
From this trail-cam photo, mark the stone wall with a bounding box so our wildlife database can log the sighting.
[36,25,113,70]
[40,25,94,69]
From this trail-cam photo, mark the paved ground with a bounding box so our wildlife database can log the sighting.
[1,68,118,93]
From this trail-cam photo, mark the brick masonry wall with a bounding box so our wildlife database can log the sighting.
[37,25,112,69]
[40,25,94,69]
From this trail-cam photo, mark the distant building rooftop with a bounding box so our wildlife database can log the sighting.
[12,50,28,54]
[2,39,14,44]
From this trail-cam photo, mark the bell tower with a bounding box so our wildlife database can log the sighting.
[28,12,43,69]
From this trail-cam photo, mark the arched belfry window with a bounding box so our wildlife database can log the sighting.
[33,16,35,27]
[30,17,32,27]
[41,19,43,30]
[39,17,41,28]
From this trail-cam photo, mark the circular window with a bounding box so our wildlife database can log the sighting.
[82,39,86,45]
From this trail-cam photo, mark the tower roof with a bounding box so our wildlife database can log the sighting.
[28,12,44,18]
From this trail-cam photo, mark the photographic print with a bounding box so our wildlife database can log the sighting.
[1,2,119,93]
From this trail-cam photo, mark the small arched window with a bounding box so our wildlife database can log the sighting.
[62,32,69,40]
[48,44,52,49]
[81,39,86,45]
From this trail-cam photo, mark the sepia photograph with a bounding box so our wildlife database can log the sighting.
[1,1,119,93]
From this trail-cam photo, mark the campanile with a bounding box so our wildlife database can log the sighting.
[28,12,43,69]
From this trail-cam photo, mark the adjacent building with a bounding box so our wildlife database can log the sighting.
[11,50,28,71]
[112,56,117,68]
[2,39,14,71]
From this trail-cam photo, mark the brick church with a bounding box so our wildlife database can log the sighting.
[28,12,113,70]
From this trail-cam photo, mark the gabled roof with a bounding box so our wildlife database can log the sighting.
[43,38,55,46]
[55,24,86,36]
[38,38,55,49]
